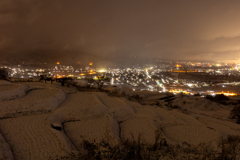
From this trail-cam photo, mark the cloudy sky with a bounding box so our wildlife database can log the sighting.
[1,0,240,64]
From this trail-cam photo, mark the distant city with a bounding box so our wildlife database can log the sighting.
[2,60,240,96]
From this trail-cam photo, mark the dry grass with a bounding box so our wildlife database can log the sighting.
[57,131,240,160]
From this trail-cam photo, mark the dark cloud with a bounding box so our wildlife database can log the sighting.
[1,0,240,65]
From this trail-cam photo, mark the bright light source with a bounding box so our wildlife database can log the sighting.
[99,69,106,73]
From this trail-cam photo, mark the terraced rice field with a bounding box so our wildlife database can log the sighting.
[64,117,117,149]
[2,89,59,102]
[94,92,123,107]
[0,114,62,160]
[94,93,135,121]
[0,89,64,118]
[163,125,219,145]
[120,117,157,144]
[54,92,106,121]
[0,81,240,159]
[0,132,14,160]
[0,84,19,92]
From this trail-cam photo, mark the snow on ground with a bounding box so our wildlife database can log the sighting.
[0,114,62,160]
[0,132,14,160]
[195,115,240,138]
[0,80,240,158]
[48,92,121,150]
[0,84,30,101]
[64,116,117,149]
[93,92,135,122]
[0,89,66,118]
[120,117,157,144]
[50,92,106,122]
[163,125,219,145]
[172,96,222,111]
[0,84,19,92]
[0,80,11,85]
[123,95,240,146]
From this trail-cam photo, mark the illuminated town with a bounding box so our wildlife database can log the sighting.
[2,1,240,159]
[2,60,240,97]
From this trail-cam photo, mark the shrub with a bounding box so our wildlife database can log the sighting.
[215,94,229,102]
[60,132,240,159]
[107,89,119,96]
[230,105,240,124]
[0,68,8,79]
[206,94,229,104]
[216,135,240,160]
[194,93,201,96]
[133,94,141,99]
[75,131,171,160]
[205,95,214,101]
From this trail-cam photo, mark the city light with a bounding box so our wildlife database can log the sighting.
[98,69,106,73]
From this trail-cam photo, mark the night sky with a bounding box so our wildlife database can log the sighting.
[1,0,240,64]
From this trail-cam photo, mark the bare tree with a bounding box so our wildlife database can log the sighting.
[44,74,54,83]
[86,77,95,88]
[56,77,73,86]
[39,75,45,81]
[96,76,110,89]
[86,76,110,89]
[39,74,54,83]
